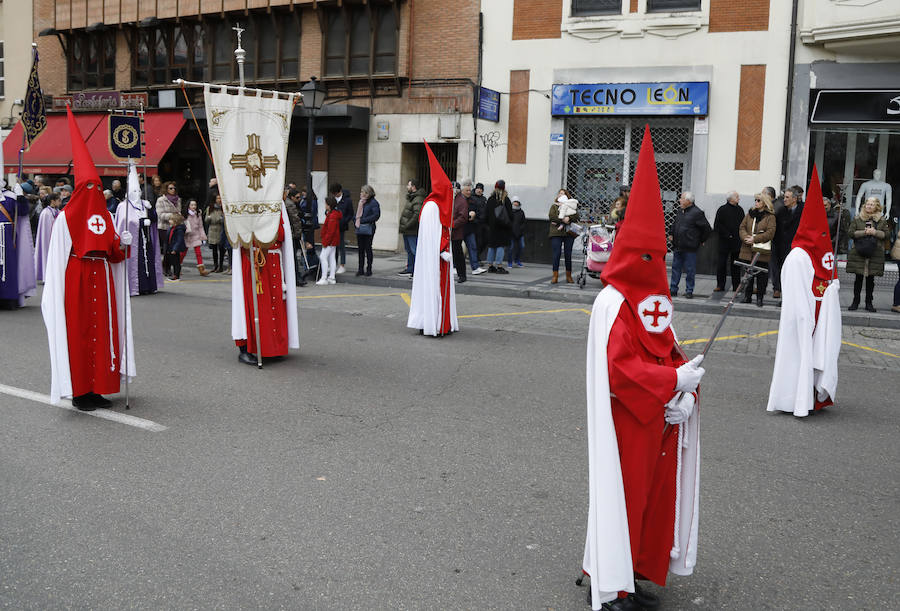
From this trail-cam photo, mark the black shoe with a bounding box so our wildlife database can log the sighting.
[365,269,372,277]
[238,351,257,365]
[865,303,876,312]
[848,300,859,311]
[495,266,509,274]
[742,295,752,304]
[757,294,764,307]
[488,265,497,273]
[72,394,97,412]
[632,582,660,609]
[88,393,112,408]
[356,270,364,276]
[458,278,467,283]
[685,293,693,299]
[602,596,643,610]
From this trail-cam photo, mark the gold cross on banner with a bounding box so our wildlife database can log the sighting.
[230,133,280,191]
[815,281,827,295]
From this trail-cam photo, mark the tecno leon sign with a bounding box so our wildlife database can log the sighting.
[552,82,709,116]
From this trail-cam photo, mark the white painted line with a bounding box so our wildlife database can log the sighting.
[0,383,167,432]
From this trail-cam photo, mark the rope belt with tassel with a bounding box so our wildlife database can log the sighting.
[254,244,267,294]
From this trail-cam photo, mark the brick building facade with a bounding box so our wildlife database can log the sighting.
[10,0,481,252]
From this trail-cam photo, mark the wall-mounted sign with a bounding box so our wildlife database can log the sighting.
[477,86,500,122]
[376,120,390,140]
[551,82,709,116]
[810,89,900,124]
[53,91,149,111]
[550,132,564,144]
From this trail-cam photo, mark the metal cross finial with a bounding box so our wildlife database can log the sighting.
[233,23,245,50]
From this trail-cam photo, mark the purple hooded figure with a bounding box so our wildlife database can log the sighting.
[114,162,164,295]
[34,196,60,283]
[0,182,37,308]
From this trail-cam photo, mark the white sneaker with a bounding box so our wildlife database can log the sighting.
[327,278,336,284]
[336,265,346,274]
[315,279,327,285]
[472,266,487,275]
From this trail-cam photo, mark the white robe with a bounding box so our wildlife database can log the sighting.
[40,212,136,404]
[767,248,841,417]
[230,203,299,350]
[583,285,700,609]
[407,200,458,335]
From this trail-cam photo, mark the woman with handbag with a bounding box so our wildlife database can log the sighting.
[354,184,381,277]
[738,192,776,307]
[847,197,890,312]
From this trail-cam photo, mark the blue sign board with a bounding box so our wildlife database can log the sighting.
[478,86,500,122]
[108,114,143,161]
[551,82,709,116]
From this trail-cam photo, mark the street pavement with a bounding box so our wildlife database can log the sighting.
[0,275,898,610]
[336,250,900,330]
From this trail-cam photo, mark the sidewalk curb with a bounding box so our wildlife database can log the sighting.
[338,274,900,330]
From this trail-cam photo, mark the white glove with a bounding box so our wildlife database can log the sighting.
[144,200,152,209]
[440,251,452,263]
[664,392,695,425]
[674,354,705,393]
[120,230,133,246]
[12,183,24,197]
[282,282,288,300]
[142,218,152,227]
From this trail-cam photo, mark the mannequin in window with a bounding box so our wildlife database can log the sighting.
[855,169,891,218]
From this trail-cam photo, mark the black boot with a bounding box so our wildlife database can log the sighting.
[865,302,876,312]
[238,346,257,365]
[865,276,876,312]
[88,393,112,408]
[72,394,97,412]
[742,288,753,304]
[757,293,764,308]
[848,299,859,311]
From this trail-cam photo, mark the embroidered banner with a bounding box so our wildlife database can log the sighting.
[108,113,143,161]
[204,86,294,246]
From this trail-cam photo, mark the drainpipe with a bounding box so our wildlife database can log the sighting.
[472,11,483,181]
[780,0,800,191]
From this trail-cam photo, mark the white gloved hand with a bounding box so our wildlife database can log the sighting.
[142,218,152,227]
[120,230,133,246]
[674,354,705,393]
[440,251,452,263]
[144,200,152,209]
[664,392,695,425]
[12,183,24,197]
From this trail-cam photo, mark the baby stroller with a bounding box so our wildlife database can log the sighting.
[575,224,615,289]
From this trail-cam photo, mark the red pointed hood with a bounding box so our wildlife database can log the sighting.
[600,126,675,357]
[65,105,119,257]
[423,140,453,229]
[792,165,835,298]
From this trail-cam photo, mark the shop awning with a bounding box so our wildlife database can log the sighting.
[2,111,185,177]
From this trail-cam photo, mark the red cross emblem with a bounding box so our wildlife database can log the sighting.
[821,252,834,271]
[637,295,672,333]
[87,214,106,235]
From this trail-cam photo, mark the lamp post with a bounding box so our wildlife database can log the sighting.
[300,76,326,202]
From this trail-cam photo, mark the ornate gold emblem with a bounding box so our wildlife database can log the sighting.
[112,124,139,150]
[210,108,229,126]
[229,134,280,191]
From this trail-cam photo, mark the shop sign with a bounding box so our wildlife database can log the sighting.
[53,92,150,111]
[477,87,501,122]
[810,90,900,124]
[551,82,708,116]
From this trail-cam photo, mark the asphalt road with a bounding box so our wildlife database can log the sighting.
[1,277,898,610]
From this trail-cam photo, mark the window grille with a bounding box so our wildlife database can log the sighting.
[571,0,622,16]
[647,0,701,12]
[564,116,694,247]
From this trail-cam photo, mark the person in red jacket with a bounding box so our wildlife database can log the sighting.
[317,196,342,285]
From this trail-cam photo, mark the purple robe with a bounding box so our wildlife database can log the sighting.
[0,192,36,307]
[115,199,164,296]
[34,206,59,283]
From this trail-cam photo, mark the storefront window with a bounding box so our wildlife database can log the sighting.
[68,31,116,92]
[809,129,899,218]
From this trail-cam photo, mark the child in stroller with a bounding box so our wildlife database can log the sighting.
[575,223,615,288]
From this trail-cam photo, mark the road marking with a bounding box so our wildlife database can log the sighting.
[841,341,900,359]
[0,383,168,432]
[400,292,411,306]
[459,307,590,319]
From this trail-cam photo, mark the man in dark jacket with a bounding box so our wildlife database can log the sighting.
[667,191,711,298]
[771,185,804,298]
[451,184,469,282]
[460,179,486,274]
[398,179,425,275]
[330,182,354,274]
[713,190,745,292]
[471,182,489,261]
